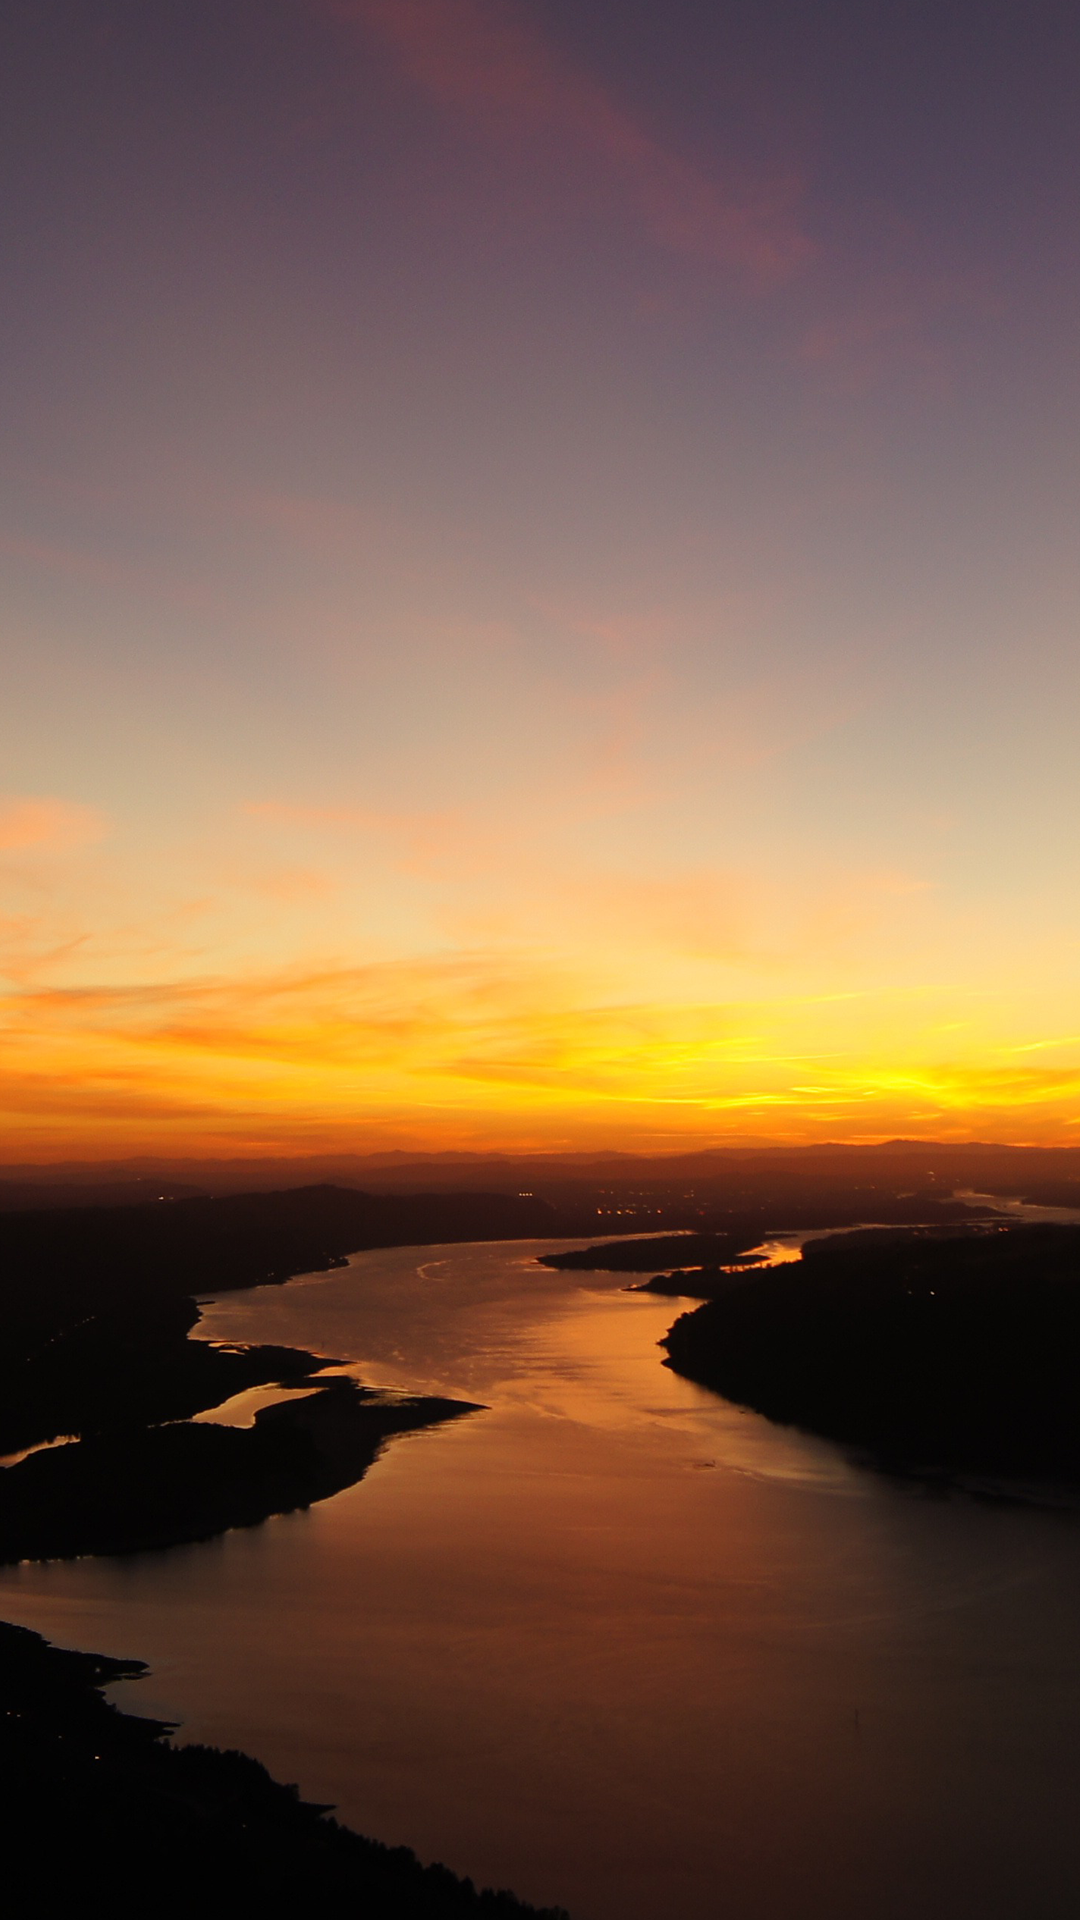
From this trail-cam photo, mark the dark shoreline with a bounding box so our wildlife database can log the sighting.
[660,1222,1080,1486]
[544,1220,1080,1495]
[0,1619,569,1915]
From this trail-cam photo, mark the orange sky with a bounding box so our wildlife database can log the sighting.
[6,785,1080,1157]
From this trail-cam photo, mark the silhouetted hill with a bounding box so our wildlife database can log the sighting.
[6,1140,1079,1243]
[0,1182,557,1295]
[8,1138,1080,1206]
[661,1223,1080,1481]
[0,1621,569,1915]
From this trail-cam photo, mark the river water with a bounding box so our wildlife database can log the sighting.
[2,1235,1080,1918]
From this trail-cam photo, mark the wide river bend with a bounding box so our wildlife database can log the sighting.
[2,1237,1079,1919]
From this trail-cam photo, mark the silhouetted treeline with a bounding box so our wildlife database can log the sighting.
[662,1223,1080,1480]
[635,1267,763,1300]
[539,1232,757,1272]
[0,1622,570,1915]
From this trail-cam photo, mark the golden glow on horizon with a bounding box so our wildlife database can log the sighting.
[5,873,1080,1156]
[4,780,1080,1158]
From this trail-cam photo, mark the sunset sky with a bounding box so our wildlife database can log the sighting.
[3,0,1080,1157]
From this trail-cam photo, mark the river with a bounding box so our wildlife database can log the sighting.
[2,1235,1079,1918]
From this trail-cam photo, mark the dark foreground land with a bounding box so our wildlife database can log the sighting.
[0,1621,568,1916]
[661,1222,1080,1483]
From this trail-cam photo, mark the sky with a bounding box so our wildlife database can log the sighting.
[2,0,1080,1159]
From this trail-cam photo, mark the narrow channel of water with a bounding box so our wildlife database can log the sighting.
[2,1237,1079,1919]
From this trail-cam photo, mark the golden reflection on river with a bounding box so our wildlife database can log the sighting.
[2,1239,1080,1920]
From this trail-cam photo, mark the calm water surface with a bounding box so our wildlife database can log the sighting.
[2,1237,1080,1919]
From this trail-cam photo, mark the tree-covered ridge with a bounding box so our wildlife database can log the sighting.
[0,1622,569,1915]
[662,1224,1080,1481]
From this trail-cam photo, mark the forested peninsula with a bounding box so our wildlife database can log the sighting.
[661,1223,1080,1483]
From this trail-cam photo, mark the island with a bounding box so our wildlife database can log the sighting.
[538,1230,762,1274]
[0,1377,479,1561]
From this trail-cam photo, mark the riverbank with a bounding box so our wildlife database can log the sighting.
[0,1618,568,1914]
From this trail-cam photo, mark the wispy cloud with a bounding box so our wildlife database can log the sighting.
[323,0,814,285]
[796,271,997,395]
[0,797,108,855]
[6,930,1080,1155]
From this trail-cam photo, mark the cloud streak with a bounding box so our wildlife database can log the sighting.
[324,0,813,285]
[6,944,1080,1156]
[0,798,108,855]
